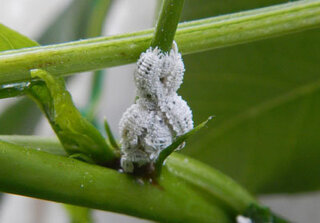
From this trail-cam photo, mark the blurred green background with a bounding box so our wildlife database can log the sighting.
[181,0,320,194]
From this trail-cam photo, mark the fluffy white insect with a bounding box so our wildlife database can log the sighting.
[236,215,252,223]
[119,42,193,173]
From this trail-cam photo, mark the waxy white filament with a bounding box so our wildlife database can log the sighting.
[236,215,252,223]
[119,42,193,173]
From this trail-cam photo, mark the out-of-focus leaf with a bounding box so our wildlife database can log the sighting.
[181,0,320,194]
[0,99,41,134]
[39,0,112,125]
[82,0,111,124]
[39,0,111,44]
[242,204,288,223]
[0,24,38,51]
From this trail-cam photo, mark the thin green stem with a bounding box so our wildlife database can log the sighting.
[104,118,119,151]
[83,70,104,122]
[0,0,320,84]
[85,0,111,38]
[0,137,259,223]
[151,0,184,52]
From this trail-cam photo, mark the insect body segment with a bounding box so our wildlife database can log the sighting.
[119,42,193,173]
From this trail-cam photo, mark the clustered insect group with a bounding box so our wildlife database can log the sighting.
[119,42,193,173]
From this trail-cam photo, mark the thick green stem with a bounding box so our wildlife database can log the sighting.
[151,0,184,52]
[0,137,260,223]
[0,0,320,84]
[104,119,119,150]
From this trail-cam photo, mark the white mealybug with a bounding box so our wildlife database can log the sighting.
[119,41,193,173]
[236,216,252,223]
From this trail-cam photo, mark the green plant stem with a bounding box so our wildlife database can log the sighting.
[64,204,93,223]
[0,138,255,223]
[0,0,319,85]
[151,0,184,52]
[0,135,67,155]
[0,135,257,222]
[166,154,255,213]
[147,0,184,176]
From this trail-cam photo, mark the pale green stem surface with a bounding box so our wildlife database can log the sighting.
[64,204,93,223]
[0,135,256,223]
[0,0,319,84]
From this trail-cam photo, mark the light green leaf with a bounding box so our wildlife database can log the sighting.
[39,0,111,44]
[0,24,38,51]
[155,117,213,175]
[103,118,119,151]
[181,0,320,193]
[29,69,116,165]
